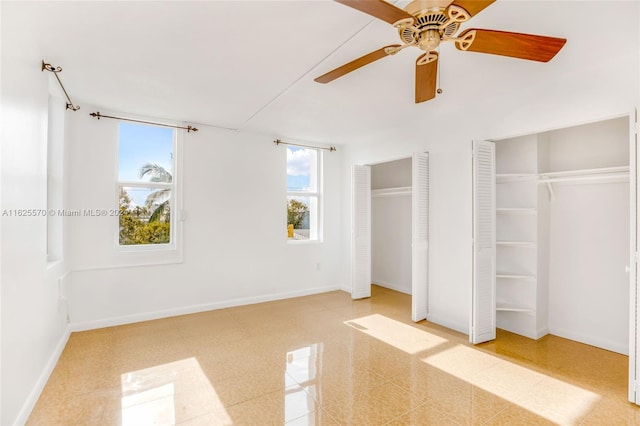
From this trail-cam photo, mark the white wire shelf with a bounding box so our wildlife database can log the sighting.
[496,241,537,247]
[371,186,412,198]
[496,274,536,280]
[496,305,536,313]
[496,208,537,214]
[496,173,538,183]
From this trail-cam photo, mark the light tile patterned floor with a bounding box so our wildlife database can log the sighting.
[27,286,640,425]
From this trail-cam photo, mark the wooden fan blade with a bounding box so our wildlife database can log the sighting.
[456,29,566,62]
[336,0,415,26]
[415,52,438,103]
[315,45,401,84]
[449,0,495,17]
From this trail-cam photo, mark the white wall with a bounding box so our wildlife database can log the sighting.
[0,21,71,426]
[372,195,412,294]
[548,182,629,354]
[545,118,630,172]
[65,109,344,328]
[371,158,412,189]
[341,1,639,335]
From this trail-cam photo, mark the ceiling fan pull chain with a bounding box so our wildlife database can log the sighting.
[437,47,443,95]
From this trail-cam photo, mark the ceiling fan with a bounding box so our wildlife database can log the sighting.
[314,0,567,103]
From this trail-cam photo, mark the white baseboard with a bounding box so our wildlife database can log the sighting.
[548,326,628,355]
[426,313,469,335]
[535,327,549,340]
[14,324,71,426]
[371,280,411,295]
[71,285,341,331]
[498,324,539,340]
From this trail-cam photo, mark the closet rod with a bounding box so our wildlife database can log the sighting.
[538,172,629,184]
[41,60,80,111]
[371,186,412,197]
[89,112,198,132]
[538,166,629,178]
[274,139,336,152]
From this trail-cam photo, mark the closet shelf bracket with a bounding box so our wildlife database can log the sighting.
[541,177,556,200]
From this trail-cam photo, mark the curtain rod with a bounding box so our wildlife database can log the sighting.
[42,60,80,111]
[274,139,336,152]
[89,112,198,132]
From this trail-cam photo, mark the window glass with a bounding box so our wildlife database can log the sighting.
[118,123,175,246]
[287,147,320,241]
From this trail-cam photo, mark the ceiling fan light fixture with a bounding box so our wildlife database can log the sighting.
[418,29,441,50]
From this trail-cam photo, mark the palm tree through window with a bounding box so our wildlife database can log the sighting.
[117,122,175,246]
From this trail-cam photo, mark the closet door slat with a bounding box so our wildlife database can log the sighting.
[412,152,429,321]
[352,164,371,299]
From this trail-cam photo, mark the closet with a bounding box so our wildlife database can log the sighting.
[473,116,632,355]
[352,153,429,322]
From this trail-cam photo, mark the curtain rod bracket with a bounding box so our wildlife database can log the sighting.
[42,60,80,111]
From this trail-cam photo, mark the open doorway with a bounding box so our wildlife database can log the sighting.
[371,158,413,297]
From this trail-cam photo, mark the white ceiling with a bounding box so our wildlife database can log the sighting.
[2,1,631,145]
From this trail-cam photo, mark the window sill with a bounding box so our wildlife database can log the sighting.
[74,253,183,272]
[46,259,64,271]
[287,239,322,245]
[117,243,176,252]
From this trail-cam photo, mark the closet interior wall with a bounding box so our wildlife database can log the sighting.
[545,118,630,354]
[371,158,412,294]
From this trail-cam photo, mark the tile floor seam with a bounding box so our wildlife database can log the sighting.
[220,385,286,410]
[171,408,216,426]
[380,399,431,426]
[322,407,343,426]
[476,404,510,425]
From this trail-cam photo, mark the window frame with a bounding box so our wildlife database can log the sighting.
[116,120,179,252]
[286,147,322,243]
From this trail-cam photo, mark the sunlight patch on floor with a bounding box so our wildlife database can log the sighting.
[120,383,175,425]
[120,357,232,425]
[423,344,601,424]
[345,314,447,354]
[345,314,602,424]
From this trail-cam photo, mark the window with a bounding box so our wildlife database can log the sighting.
[117,122,175,247]
[286,147,321,241]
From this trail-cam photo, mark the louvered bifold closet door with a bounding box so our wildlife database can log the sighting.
[629,109,638,404]
[352,165,372,299]
[412,152,429,322]
[471,140,497,344]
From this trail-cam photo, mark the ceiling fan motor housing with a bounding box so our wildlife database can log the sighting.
[398,9,459,49]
